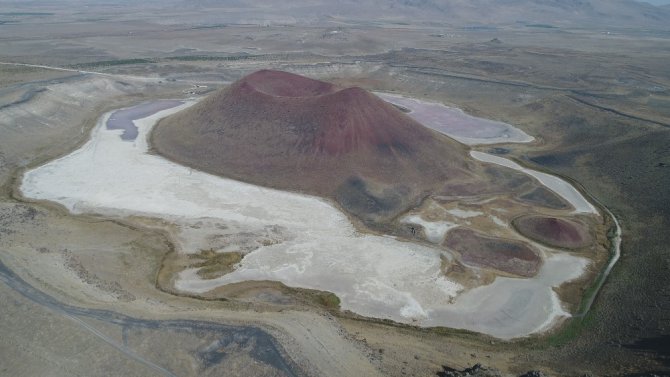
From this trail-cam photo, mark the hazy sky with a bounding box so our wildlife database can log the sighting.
[638,0,670,5]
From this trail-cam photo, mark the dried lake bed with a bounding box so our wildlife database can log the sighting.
[376,92,535,145]
[20,97,599,339]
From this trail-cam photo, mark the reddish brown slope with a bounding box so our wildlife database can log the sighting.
[152,70,481,223]
[513,215,594,249]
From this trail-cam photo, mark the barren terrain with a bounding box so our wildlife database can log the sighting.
[1,2,669,376]
[20,92,602,338]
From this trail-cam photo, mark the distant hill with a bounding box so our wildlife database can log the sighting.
[2,0,666,28]
[176,0,670,29]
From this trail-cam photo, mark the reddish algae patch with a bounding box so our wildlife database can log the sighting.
[444,228,542,277]
[513,215,593,249]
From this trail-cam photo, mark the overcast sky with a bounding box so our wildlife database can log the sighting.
[638,0,670,5]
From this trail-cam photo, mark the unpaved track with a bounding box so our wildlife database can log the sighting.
[0,61,230,85]
[0,71,382,377]
[261,313,383,377]
[0,253,384,377]
[0,259,301,377]
[0,61,161,82]
[63,313,177,377]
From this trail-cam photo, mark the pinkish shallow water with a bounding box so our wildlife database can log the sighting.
[376,92,534,145]
[107,100,184,140]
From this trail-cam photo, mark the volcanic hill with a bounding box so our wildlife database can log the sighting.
[152,70,486,223]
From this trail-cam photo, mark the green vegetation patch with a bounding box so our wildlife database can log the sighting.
[525,24,557,28]
[0,12,54,16]
[70,58,155,69]
[313,291,341,309]
[191,250,243,280]
[165,55,251,62]
[546,310,596,347]
[544,223,618,346]
[190,24,228,30]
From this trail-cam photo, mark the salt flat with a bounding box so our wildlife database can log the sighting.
[401,214,457,244]
[20,100,588,339]
[376,92,534,145]
[470,151,599,214]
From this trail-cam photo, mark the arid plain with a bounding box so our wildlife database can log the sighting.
[1,2,669,376]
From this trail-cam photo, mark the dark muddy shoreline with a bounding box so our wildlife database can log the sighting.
[0,258,302,377]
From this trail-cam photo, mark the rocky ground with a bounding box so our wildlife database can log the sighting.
[1,6,669,376]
